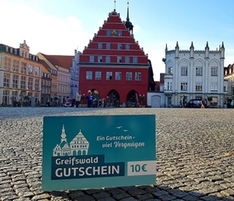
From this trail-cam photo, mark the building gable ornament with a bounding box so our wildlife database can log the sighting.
[20,40,29,50]
[111,29,118,36]
[53,126,90,157]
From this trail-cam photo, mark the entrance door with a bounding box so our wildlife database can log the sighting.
[151,95,161,108]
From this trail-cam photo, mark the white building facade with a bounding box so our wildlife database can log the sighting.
[70,49,80,98]
[161,41,227,107]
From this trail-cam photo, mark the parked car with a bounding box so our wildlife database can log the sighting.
[185,99,207,108]
[64,98,75,107]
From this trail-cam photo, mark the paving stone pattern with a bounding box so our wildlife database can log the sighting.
[0,107,234,201]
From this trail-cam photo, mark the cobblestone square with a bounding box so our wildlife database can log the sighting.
[0,107,233,201]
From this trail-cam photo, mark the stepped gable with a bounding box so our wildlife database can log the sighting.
[70,129,90,150]
[81,9,148,65]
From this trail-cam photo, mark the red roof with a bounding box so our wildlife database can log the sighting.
[41,53,73,69]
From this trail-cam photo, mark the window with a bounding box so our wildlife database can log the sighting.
[3,73,10,87]
[118,44,122,49]
[86,71,92,80]
[210,82,218,92]
[13,75,18,88]
[125,56,130,63]
[224,86,227,92]
[28,64,33,75]
[126,72,132,81]
[106,30,111,36]
[12,91,18,102]
[133,56,138,64]
[125,44,130,50]
[181,82,187,91]
[28,77,33,90]
[195,96,202,99]
[168,67,172,74]
[135,72,141,81]
[118,30,122,36]
[106,56,110,63]
[3,90,10,104]
[4,58,11,71]
[13,60,19,72]
[35,79,40,91]
[196,66,203,76]
[98,56,102,62]
[90,55,94,62]
[181,66,187,76]
[95,71,102,80]
[195,82,202,91]
[21,76,26,89]
[211,66,218,76]
[98,43,102,49]
[106,43,110,49]
[164,82,172,90]
[106,72,112,80]
[117,56,122,63]
[35,66,40,76]
[168,82,172,90]
[21,63,27,74]
[115,72,122,80]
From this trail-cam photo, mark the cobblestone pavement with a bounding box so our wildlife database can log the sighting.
[0,107,234,201]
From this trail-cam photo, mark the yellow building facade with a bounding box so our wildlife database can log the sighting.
[0,40,42,106]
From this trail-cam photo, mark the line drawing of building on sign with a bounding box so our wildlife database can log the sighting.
[53,125,90,156]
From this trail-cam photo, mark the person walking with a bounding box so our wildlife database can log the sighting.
[75,92,82,108]
[201,98,206,108]
[86,90,93,107]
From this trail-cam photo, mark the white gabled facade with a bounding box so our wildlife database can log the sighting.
[162,41,227,107]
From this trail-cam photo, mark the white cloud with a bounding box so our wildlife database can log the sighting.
[0,1,92,55]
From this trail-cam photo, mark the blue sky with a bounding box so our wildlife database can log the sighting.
[1,0,234,80]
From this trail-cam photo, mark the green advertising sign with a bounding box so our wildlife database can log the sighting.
[42,115,156,191]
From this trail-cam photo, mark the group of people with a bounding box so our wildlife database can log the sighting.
[86,90,106,108]
[74,90,106,108]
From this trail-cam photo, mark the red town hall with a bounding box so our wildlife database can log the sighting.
[79,5,155,107]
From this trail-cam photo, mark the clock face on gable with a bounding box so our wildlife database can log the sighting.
[111,30,118,36]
